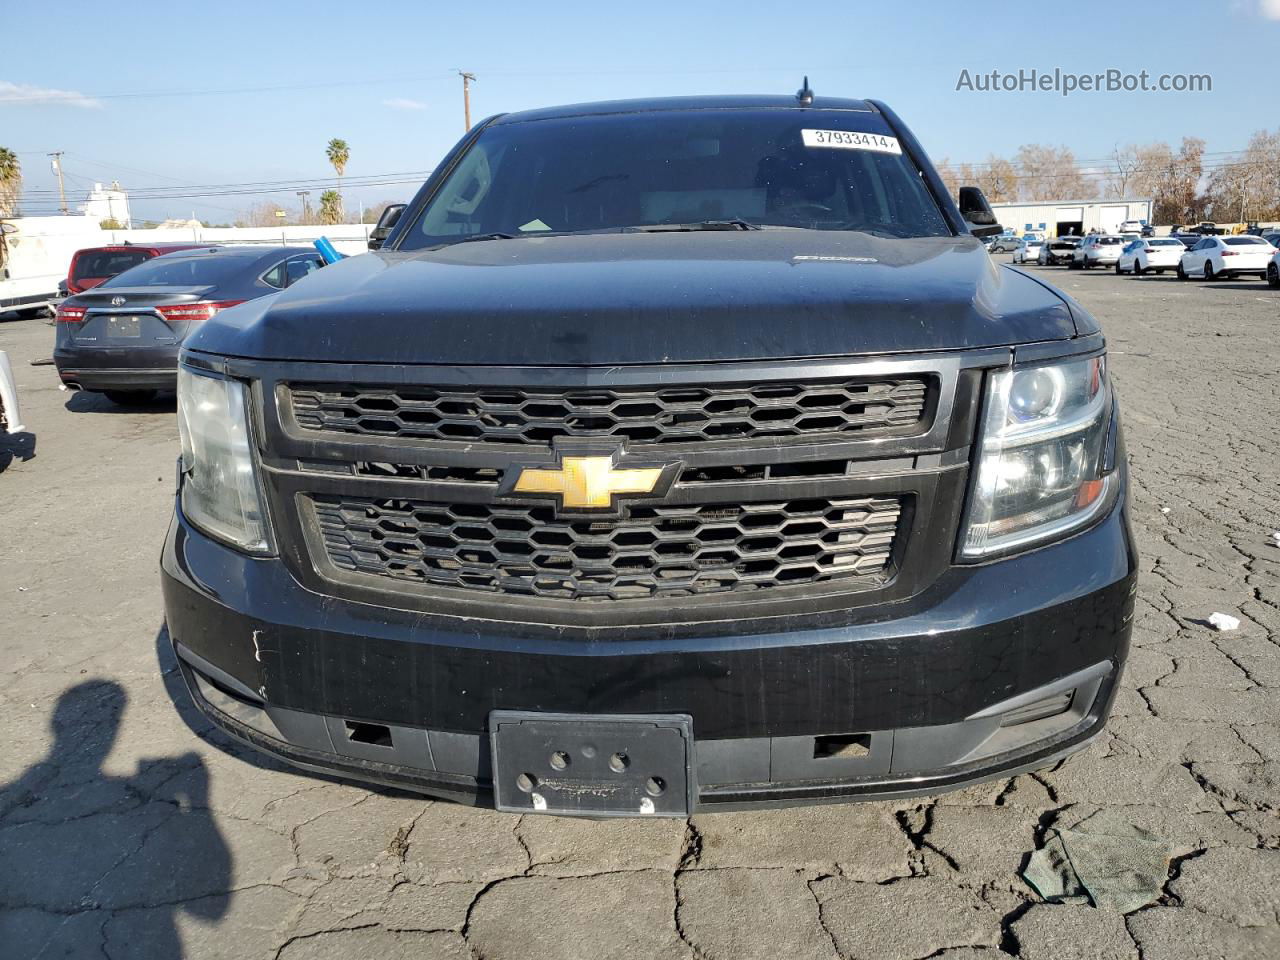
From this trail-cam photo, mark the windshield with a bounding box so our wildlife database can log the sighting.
[100,253,250,287]
[399,109,952,249]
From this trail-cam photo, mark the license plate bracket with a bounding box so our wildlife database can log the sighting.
[105,315,142,338]
[490,711,693,817]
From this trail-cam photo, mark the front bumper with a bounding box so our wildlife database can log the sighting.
[161,475,1137,812]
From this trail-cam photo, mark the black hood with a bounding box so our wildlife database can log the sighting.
[187,231,1082,366]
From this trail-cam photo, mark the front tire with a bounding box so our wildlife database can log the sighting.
[1268,263,1280,288]
[1177,263,1187,280]
[104,390,158,406]
[1204,263,1214,280]
[1134,261,1144,276]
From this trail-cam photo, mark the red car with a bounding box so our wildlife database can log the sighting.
[65,243,208,295]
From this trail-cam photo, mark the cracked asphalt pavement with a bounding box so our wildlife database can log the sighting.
[2,262,1278,959]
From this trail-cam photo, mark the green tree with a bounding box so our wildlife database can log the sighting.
[0,147,21,218]
[326,138,349,222]
[318,190,343,226]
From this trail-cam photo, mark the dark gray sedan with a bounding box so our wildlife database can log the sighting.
[53,245,326,404]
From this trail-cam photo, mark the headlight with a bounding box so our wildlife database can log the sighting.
[960,355,1116,559]
[176,366,272,553]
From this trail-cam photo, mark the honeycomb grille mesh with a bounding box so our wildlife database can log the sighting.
[289,378,929,446]
[313,495,903,602]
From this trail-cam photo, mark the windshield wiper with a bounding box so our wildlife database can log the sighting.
[457,232,518,243]
[624,219,762,233]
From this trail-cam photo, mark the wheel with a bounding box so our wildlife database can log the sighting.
[103,390,158,406]
[1081,257,1091,270]
[1204,263,1214,280]
[1177,263,1187,280]
[1269,263,1280,288]
[1134,261,1144,276]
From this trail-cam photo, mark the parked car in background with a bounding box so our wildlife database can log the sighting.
[54,246,326,405]
[1116,237,1186,275]
[1177,235,1275,281]
[1071,235,1125,269]
[1260,231,1280,249]
[0,349,23,435]
[1169,233,1201,249]
[988,231,1019,253]
[65,243,209,296]
[1012,235,1044,264]
[1037,236,1081,265]
[1118,220,1145,234]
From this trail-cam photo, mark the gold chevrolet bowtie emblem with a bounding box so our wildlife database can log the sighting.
[512,456,665,510]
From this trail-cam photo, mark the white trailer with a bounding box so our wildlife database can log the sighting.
[0,216,104,317]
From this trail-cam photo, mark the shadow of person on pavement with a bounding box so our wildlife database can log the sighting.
[0,429,36,472]
[0,679,232,958]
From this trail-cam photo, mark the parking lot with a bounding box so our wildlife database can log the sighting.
[1,259,1278,959]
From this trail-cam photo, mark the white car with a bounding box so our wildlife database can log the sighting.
[1012,236,1044,264]
[1116,237,1187,276]
[1070,235,1126,269]
[1118,220,1146,234]
[0,350,25,435]
[1177,235,1275,281]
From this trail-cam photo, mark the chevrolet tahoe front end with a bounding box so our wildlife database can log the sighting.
[160,94,1136,816]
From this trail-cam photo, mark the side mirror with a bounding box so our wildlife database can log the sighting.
[958,186,1002,238]
[368,203,407,251]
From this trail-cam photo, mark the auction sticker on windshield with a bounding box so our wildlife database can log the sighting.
[801,129,902,154]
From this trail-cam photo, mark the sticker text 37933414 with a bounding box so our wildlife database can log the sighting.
[801,129,902,154]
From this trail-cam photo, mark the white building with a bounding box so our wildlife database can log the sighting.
[989,198,1153,238]
[78,181,132,227]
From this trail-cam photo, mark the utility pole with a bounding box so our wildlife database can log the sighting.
[48,152,68,214]
[458,70,476,131]
[296,190,312,224]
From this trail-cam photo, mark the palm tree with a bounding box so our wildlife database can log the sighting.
[318,190,343,226]
[325,138,349,223]
[0,147,21,219]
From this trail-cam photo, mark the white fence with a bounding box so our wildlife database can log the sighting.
[94,224,375,256]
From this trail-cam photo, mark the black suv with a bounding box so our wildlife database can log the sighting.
[162,93,1135,817]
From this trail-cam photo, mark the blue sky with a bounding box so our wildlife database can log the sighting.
[3,0,1278,222]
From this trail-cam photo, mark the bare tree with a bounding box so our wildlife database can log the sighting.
[1014,144,1097,202]
[1201,129,1280,223]
[1103,145,1143,199]
[235,202,294,228]
[975,156,1018,203]
[1132,137,1206,225]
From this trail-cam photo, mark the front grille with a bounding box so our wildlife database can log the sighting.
[289,377,930,446]
[313,494,903,602]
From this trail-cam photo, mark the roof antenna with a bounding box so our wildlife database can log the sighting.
[796,76,814,106]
